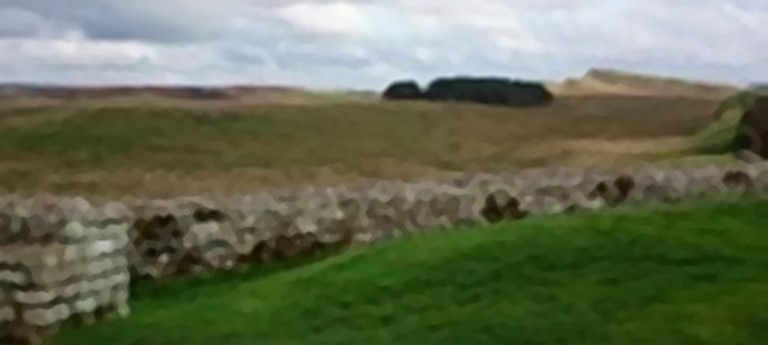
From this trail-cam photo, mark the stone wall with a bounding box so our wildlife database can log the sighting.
[0,196,133,344]
[1,161,767,342]
[123,162,767,280]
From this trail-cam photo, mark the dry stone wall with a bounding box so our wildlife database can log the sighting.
[124,161,768,280]
[0,196,133,344]
[2,161,768,342]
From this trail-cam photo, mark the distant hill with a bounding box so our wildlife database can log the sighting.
[0,68,742,104]
[0,84,296,100]
[0,84,377,105]
[546,68,742,100]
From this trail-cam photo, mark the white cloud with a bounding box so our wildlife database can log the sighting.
[0,0,766,88]
[276,1,374,39]
[0,39,156,67]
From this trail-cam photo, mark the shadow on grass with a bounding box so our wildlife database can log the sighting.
[128,249,345,301]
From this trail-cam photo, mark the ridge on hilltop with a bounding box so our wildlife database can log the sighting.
[546,68,741,100]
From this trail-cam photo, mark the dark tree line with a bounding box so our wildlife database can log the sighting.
[382,77,554,107]
[383,81,423,100]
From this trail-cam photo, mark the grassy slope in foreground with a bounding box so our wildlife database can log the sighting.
[53,199,768,345]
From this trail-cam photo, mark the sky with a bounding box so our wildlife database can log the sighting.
[0,0,766,90]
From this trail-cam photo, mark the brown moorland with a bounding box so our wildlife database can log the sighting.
[0,93,727,198]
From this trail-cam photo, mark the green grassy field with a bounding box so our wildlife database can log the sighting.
[52,198,768,345]
[0,96,722,197]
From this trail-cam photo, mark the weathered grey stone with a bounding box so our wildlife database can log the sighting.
[6,162,768,338]
[0,196,132,341]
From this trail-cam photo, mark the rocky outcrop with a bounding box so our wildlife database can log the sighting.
[735,96,768,159]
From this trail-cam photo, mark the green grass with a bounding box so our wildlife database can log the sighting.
[52,198,768,345]
[0,100,713,171]
[691,124,739,155]
[0,103,461,170]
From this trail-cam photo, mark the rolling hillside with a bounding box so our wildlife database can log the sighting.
[0,96,722,197]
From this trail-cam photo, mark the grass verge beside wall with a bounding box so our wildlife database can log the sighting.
[52,198,768,345]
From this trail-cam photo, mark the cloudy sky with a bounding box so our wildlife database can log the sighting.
[0,0,766,90]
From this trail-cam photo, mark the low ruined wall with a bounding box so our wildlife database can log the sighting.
[1,161,768,340]
[0,197,133,343]
[124,162,768,280]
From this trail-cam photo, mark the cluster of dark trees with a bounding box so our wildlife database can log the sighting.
[382,77,554,107]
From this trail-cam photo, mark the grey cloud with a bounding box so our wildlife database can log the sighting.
[2,0,250,42]
[0,7,46,38]
[221,46,267,66]
[273,49,374,70]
